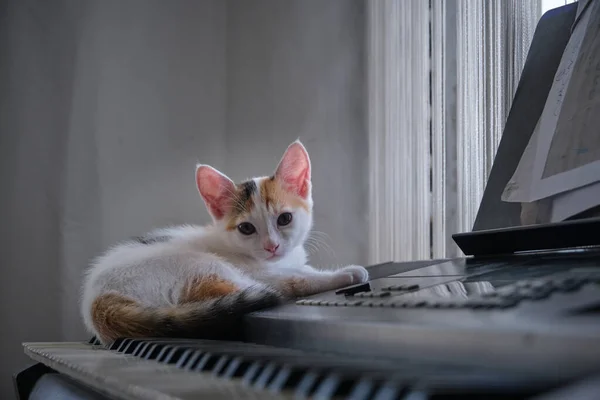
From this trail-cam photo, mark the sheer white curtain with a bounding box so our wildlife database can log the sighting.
[367,0,556,263]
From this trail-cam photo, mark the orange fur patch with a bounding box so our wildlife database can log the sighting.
[259,177,310,212]
[91,293,158,344]
[180,274,239,303]
[280,277,310,298]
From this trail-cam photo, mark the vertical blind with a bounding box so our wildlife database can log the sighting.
[366,0,562,263]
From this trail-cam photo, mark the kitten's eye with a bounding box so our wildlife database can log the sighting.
[277,212,293,226]
[237,222,256,235]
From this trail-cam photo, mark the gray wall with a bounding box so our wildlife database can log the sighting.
[0,0,365,397]
[226,0,366,267]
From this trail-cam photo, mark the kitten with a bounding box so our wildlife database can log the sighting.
[81,140,369,344]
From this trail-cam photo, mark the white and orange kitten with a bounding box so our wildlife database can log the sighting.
[81,140,369,344]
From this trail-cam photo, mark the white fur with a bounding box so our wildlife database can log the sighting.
[80,140,369,338]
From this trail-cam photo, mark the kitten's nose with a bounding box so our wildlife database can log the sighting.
[264,244,279,253]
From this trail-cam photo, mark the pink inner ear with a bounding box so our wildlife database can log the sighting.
[275,142,311,198]
[196,166,235,220]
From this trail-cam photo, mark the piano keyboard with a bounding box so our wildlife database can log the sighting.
[20,337,570,400]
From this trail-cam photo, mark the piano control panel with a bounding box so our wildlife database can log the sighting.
[244,251,600,382]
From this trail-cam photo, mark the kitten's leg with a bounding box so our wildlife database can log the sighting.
[255,264,369,298]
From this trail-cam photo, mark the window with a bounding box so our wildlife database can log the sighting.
[367,0,572,263]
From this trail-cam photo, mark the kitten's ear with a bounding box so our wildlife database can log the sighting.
[274,140,311,199]
[195,164,236,221]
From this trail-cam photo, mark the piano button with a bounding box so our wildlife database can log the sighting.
[242,361,264,386]
[353,292,371,298]
[347,378,374,400]
[424,300,440,308]
[254,362,278,389]
[295,299,308,305]
[342,300,363,306]
[313,373,341,399]
[372,291,391,298]
[211,355,230,376]
[410,300,427,308]
[175,349,193,368]
[401,284,420,290]
[295,371,320,398]
[335,282,371,296]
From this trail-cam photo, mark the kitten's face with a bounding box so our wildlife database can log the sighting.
[196,140,313,262]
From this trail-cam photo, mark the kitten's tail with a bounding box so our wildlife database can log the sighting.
[91,285,283,345]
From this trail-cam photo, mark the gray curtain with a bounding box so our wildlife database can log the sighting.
[0,0,366,397]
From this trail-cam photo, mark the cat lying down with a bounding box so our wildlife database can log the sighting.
[81,140,369,345]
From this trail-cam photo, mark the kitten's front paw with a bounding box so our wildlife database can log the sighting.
[336,265,369,285]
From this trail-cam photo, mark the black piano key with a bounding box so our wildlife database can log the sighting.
[223,357,254,378]
[123,339,144,354]
[109,338,126,351]
[242,361,264,386]
[312,373,341,399]
[115,339,132,353]
[221,357,243,378]
[130,341,146,356]
[163,347,188,364]
[211,355,230,376]
[156,345,175,362]
[253,362,278,390]
[182,350,204,370]
[371,381,402,400]
[295,370,321,398]
[175,349,193,368]
[346,378,375,400]
[143,344,164,360]
[268,366,293,393]
[139,342,158,359]
[133,342,151,357]
[195,353,218,372]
